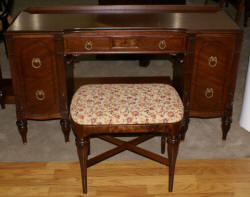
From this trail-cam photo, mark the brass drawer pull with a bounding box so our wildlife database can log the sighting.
[85,41,93,51]
[159,40,166,50]
[35,90,45,101]
[205,88,214,99]
[208,56,217,68]
[32,58,42,69]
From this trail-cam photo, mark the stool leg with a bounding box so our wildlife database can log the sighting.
[76,137,89,194]
[167,133,180,192]
[161,135,166,154]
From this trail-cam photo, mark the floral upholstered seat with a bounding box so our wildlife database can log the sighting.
[70,84,184,125]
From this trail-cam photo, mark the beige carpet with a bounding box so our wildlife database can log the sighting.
[0,0,250,162]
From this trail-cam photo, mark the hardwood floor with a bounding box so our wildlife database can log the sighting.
[0,158,250,196]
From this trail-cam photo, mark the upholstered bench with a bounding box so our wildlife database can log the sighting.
[70,83,184,194]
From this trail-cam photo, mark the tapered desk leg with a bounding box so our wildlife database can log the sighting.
[222,116,232,140]
[60,119,71,143]
[16,119,28,144]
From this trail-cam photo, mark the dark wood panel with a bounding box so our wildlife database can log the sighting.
[189,35,235,116]
[7,6,240,33]
[99,0,186,5]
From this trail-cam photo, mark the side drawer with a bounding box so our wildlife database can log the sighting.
[13,37,61,118]
[22,43,54,77]
[189,35,235,114]
[23,78,59,115]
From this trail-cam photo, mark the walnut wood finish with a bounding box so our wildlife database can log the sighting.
[4,5,242,143]
[72,121,182,193]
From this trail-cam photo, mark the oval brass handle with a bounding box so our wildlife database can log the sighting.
[35,90,45,101]
[32,58,42,69]
[159,40,166,50]
[85,41,93,51]
[208,56,217,68]
[205,88,214,99]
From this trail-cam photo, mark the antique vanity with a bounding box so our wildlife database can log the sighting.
[4,4,243,143]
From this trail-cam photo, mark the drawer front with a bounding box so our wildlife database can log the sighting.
[190,35,235,113]
[139,36,186,52]
[64,37,110,53]
[194,40,230,84]
[64,31,186,53]
[191,82,225,112]
[23,78,59,115]
[22,43,54,77]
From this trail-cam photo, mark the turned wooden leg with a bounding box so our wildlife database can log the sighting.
[167,134,180,192]
[16,119,28,144]
[60,119,71,143]
[180,118,189,140]
[222,116,232,140]
[76,137,89,194]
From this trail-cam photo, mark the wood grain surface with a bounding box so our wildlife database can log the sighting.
[0,158,249,196]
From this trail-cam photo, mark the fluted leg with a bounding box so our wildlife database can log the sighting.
[16,119,28,144]
[60,119,71,143]
[76,137,89,194]
[167,134,180,192]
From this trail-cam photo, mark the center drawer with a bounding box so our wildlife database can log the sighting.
[64,31,186,54]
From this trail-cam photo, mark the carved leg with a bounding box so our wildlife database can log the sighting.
[222,116,232,140]
[76,137,89,194]
[60,119,71,143]
[180,117,189,140]
[16,119,28,144]
[167,133,180,192]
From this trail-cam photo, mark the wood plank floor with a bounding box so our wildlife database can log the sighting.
[0,158,250,197]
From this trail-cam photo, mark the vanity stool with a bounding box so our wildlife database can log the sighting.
[70,83,184,194]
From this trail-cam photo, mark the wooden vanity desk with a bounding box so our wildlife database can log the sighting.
[4,5,243,143]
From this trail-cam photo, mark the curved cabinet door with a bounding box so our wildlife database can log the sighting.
[189,35,235,117]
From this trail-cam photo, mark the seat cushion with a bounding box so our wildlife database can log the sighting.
[70,84,184,125]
